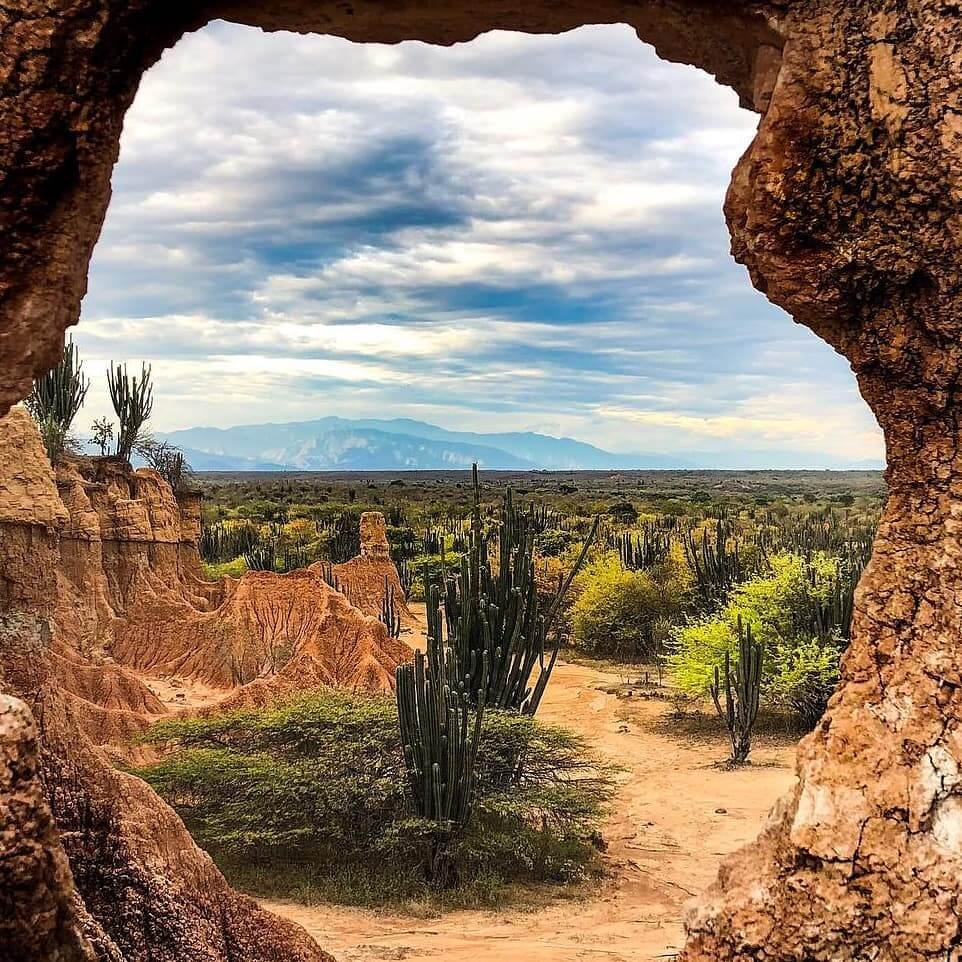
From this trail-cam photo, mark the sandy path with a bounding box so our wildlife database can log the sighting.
[263,633,798,962]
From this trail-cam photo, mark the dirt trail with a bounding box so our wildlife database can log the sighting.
[263,616,798,962]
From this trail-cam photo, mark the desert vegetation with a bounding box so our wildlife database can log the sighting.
[194,468,876,746]
[22,341,195,492]
[138,689,614,908]
[119,462,879,928]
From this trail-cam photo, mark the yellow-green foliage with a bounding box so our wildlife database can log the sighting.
[669,552,845,725]
[571,550,690,661]
[202,556,248,580]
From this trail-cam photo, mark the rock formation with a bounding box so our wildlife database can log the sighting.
[309,510,417,631]
[0,409,410,740]
[2,1,962,959]
[0,407,410,962]
[0,694,99,962]
[1,613,332,962]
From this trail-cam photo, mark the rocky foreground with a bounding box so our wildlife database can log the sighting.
[0,406,413,961]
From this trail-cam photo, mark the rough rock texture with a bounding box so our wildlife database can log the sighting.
[0,410,409,733]
[0,693,97,962]
[0,615,332,962]
[359,511,391,559]
[114,567,410,693]
[0,409,398,962]
[2,1,962,959]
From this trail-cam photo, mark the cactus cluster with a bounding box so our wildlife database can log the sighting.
[317,513,361,563]
[107,361,154,462]
[683,521,754,610]
[380,575,402,639]
[428,465,597,715]
[244,540,276,572]
[396,646,488,828]
[25,337,90,461]
[618,528,670,570]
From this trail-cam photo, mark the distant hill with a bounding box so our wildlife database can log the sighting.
[160,416,691,471]
[158,416,884,472]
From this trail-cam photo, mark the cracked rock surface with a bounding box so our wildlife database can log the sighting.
[1,1,962,960]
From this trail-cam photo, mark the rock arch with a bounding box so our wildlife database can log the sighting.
[1,1,960,959]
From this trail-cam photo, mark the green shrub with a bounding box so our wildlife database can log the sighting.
[669,552,849,727]
[536,528,576,557]
[136,690,614,907]
[405,552,464,601]
[767,636,844,729]
[202,556,248,580]
[570,553,689,661]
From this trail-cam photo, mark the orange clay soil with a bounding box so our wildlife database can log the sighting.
[262,607,798,962]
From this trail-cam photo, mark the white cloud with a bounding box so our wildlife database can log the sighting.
[75,22,883,464]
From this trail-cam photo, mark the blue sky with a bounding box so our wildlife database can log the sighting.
[75,21,884,462]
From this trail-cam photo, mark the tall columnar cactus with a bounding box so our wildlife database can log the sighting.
[395,643,488,828]
[683,520,750,610]
[430,465,598,715]
[107,361,153,462]
[25,336,90,461]
[710,617,763,765]
[618,527,669,570]
[380,575,402,639]
[244,539,276,572]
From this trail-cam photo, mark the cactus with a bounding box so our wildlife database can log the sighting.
[244,540,276,572]
[380,575,402,639]
[397,558,415,596]
[395,643,488,828]
[428,464,598,715]
[683,520,750,610]
[107,361,153,462]
[618,527,669,570]
[200,521,260,563]
[710,617,763,765]
[318,513,361,563]
[25,337,90,461]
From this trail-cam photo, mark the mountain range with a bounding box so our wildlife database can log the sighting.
[157,416,884,472]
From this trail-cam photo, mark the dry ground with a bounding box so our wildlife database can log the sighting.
[260,606,798,961]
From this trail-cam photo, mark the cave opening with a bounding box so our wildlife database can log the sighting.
[3,3,960,961]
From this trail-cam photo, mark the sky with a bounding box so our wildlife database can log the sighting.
[75,20,884,463]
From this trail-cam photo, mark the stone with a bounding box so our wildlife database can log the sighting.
[1,2,962,960]
[359,510,391,560]
[0,694,97,962]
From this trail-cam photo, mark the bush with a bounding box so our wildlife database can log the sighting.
[202,557,248,581]
[766,637,844,729]
[536,528,576,557]
[570,552,690,661]
[405,552,464,602]
[669,552,848,727]
[136,691,614,907]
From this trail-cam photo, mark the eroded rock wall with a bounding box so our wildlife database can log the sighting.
[0,615,332,962]
[0,693,99,962]
[0,408,355,962]
[3,1,962,960]
[0,408,411,733]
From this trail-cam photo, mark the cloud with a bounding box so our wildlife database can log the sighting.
[75,22,883,463]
